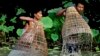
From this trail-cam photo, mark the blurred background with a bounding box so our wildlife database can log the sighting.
[0,0,100,56]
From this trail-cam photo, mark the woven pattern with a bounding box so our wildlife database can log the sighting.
[61,6,93,56]
[9,21,48,56]
[62,6,92,38]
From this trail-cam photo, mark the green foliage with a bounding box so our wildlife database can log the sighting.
[0,14,15,46]
[0,25,8,33]
[16,28,23,37]
[0,47,11,56]
[51,34,59,42]
[41,16,53,29]
[0,0,100,52]
[0,47,11,51]
[0,14,15,33]
[22,21,26,25]
[0,14,6,21]
[95,46,99,51]
[62,1,68,5]
[48,46,60,56]
[7,26,15,32]
[10,17,17,23]
[0,14,6,24]
[85,0,89,3]
[16,8,26,15]
[95,46,100,52]
[63,2,74,8]
[48,7,62,13]
[43,8,64,43]
[53,18,63,28]
[92,29,99,38]
[94,33,100,43]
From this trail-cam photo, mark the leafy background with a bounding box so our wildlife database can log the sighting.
[0,0,100,56]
